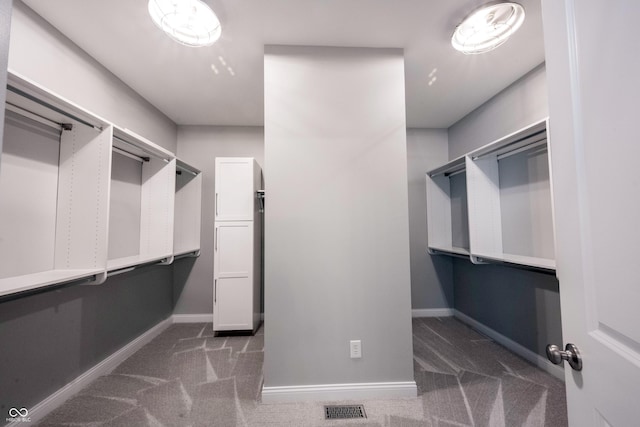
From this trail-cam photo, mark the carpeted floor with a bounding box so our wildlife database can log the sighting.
[36,317,567,426]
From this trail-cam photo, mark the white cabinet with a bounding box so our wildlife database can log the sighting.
[214,222,255,330]
[213,158,261,333]
[214,157,261,221]
[426,118,556,271]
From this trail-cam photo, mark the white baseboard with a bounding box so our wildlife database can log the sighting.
[412,308,454,317]
[172,313,213,323]
[261,381,417,403]
[453,310,565,381]
[11,317,173,426]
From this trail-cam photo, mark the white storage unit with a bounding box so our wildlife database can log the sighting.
[0,72,112,296]
[467,119,554,270]
[173,160,202,258]
[107,126,176,272]
[426,119,555,271]
[426,156,469,257]
[213,157,261,333]
[214,157,258,221]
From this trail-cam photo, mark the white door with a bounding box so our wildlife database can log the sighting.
[543,1,640,425]
[214,158,254,221]
[213,221,253,331]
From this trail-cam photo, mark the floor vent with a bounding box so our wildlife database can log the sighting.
[324,404,367,419]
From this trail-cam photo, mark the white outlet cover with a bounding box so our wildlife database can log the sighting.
[350,340,362,359]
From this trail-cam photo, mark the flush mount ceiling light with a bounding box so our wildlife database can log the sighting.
[148,0,222,47]
[452,1,525,54]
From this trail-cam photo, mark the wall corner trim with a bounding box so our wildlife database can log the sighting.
[261,381,417,403]
[412,308,454,317]
[453,309,565,381]
[13,317,173,426]
[172,313,213,323]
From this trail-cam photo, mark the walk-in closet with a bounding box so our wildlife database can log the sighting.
[1,1,639,426]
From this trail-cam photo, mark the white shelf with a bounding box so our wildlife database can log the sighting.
[107,127,176,270]
[174,160,202,256]
[426,155,470,259]
[472,253,555,271]
[427,155,466,178]
[107,254,171,272]
[428,245,470,257]
[0,71,112,297]
[467,118,555,271]
[174,248,201,258]
[426,118,556,272]
[0,268,105,297]
[1,71,202,297]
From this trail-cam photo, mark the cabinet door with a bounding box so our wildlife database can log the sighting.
[213,222,253,330]
[214,277,253,330]
[214,158,254,221]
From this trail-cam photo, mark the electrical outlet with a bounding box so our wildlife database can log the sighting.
[350,340,362,359]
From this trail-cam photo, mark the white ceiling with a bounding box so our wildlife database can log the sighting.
[21,0,545,128]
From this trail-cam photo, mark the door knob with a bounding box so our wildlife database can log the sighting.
[546,343,582,371]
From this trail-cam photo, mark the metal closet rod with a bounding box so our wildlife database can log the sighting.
[176,165,198,176]
[106,257,171,278]
[112,144,150,163]
[472,129,547,161]
[7,85,101,131]
[5,101,69,132]
[444,167,466,178]
[496,138,547,161]
[112,134,172,163]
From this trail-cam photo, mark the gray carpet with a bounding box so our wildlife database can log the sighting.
[36,318,567,426]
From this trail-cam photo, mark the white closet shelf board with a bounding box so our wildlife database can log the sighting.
[428,245,470,257]
[0,268,105,297]
[1,71,112,297]
[112,126,174,161]
[6,70,107,130]
[107,127,176,269]
[466,117,555,271]
[426,155,466,178]
[426,155,470,259]
[106,254,171,272]
[174,159,202,256]
[472,253,556,271]
[177,159,201,175]
[468,118,548,160]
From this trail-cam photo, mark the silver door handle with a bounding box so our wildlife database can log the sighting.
[214,278,217,303]
[546,343,582,371]
[215,228,218,251]
[215,193,218,216]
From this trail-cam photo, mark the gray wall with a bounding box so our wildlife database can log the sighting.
[0,0,11,163]
[8,1,176,151]
[0,266,172,417]
[447,63,563,358]
[406,129,453,309]
[174,126,264,315]
[174,127,451,315]
[0,1,176,415]
[448,64,548,159]
[263,46,414,389]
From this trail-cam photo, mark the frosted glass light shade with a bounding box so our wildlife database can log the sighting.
[148,0,222,47]
[452,2,525,54]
